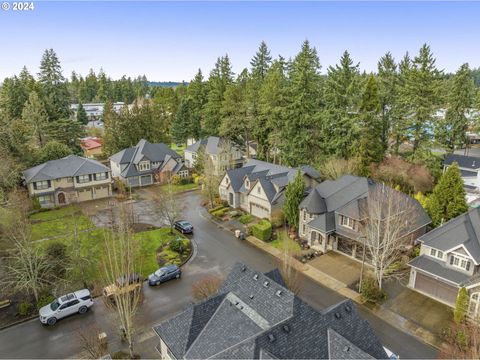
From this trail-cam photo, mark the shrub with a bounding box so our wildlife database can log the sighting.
[18,301,32,316]
[180,176,193,185]
[169,237,188,254]
[229,210,241,217]
[171,174,182,185]
[271,210,285,228]
[239,214,254,224]
[359,276,386,303]
[191,276,223,301]
[32,196,41,211]
[251,220,272,241]
[454,287,469,324]
[36,294,55,310]
[208,205,225,214]
[212,208,228,217]
[44,242,70,278]
[410,246,420,258]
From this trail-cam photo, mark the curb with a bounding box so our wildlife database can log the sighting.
[0,314,38,331]
[201,209,441,351]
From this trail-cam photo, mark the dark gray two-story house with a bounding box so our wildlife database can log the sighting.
[298,175,431,261]
[408,208,480,319]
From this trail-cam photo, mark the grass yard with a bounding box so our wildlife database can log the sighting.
[270,231,301,252]
[169,183,199,193]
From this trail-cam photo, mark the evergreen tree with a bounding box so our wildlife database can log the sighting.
[102,101,121,156]
[46,119,84,151]
[38,49,70,120]
[281,41,322,166]
[250,41,272,81]
[0,68,35,120]
[323,50,361,158]
[283,170,305,230]
[35,140,72,164]
[357,75,383,174]
[187,69,207,140]
[453,287,469,324]
[400,44,441,153]
[172,98,192,145]
[436,63,475,151]
[76,102,88,125]
[21,91,49,147]
[427,162,468,227]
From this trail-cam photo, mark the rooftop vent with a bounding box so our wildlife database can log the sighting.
[335,312,342,319]
[343,346,350,352]
[241,265,247,272]
[344,305,351,313]
[253,274,259,280]
[268,333,276,343]
[282,325,291,333]
[275,290,283,297]
[263,281,270,288]
[249,294,254,299]
[235,301,239,305]
[239,305,244,310]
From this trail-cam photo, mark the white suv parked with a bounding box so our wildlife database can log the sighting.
[39,289,94,326]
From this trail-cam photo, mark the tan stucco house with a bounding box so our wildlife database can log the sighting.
[23,155,112,208]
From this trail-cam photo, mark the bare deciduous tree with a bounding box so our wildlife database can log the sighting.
[152,176,182,234]
[277,230,302,295]
[77,325,108,359]
[102,203,142,359]
[440,321,480,359]
[360,185,418,290]
[317,157,360,180]
[191,275,223,301]
[202,155,221,209]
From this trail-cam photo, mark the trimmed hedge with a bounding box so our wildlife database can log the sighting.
[212,208,229,217]
[239,214,254,224]
[251,220,272,241]
[208,205,225,214]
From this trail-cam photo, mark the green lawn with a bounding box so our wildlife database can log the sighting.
[169,183,199,192]
[30,208,94,241]
[30,206,79,221]
[270,231,301,252]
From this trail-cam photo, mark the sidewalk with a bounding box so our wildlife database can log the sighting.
[203,210,442,350]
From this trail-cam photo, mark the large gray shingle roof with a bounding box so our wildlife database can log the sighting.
[153,263,387,359]
[23,155,109,183]
[444,153,480,170]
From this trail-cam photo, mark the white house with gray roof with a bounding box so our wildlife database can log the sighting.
[444,153,480,203]
[23,155,112,208]
[184,136,243,176]
[299,175,431,261]
[408,208,480,318]
[153,262,391,359]
[219,159,321,220]
[110,139,189,187]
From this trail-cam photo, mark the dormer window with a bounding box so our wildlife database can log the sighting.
[340,215,355,229]
[245,180,250,189]
[430,248,443,260]
[450,254,471,271]
[138,161,150,171]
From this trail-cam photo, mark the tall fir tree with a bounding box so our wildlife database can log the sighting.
[356,75,384,175]
[435,63,475,151]
[283,170,306,230]
[76,102,88,125]
[281,41,322,166]
[250,41,272,81]
[172,98,192,145]
[323,50,361,158]
[21,91,49,148]
[426,162,468,227]
[400,44,441,153]
[186,69,207,140]
[38,49,70,120]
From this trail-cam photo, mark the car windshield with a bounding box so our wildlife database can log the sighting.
[50,300,60,311]
[154,269,165,277]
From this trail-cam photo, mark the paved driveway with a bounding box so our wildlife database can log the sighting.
[0,191,438,359]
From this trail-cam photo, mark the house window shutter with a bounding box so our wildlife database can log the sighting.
[33,182,37,190]
[450,256,454,265]
[93,174,97,181]
[105,172,109,179]
[47,180,51,188]
[88,174,92,181]
[466,261,471,271]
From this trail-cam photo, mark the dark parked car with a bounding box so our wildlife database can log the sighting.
[174,220,193,234]
[148,265,181,286]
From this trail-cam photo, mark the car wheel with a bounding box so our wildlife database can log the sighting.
[78,306,88,314]
[156,281,160,286]
[47,317,57,326]
[175,273,180,279]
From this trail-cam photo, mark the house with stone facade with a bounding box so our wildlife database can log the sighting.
[298,175,431,261]
[219,159,321,220]
[110,139,189,187]
[23,155,112,208]
[408,208,480,319]
[152,262,391,359]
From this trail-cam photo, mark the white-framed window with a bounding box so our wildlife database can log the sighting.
[450,254,471,271]
[35,180,50,190]
[430,248,444,259]
[468,292,480,319]
[340,215,355,229]
[245,180,250,189]
[37,194,54,205]
[303,211,306,221]
[302,224,306,235]
[178,170,189,178]
[138,161,150,171]
[77,175,90,183]
[95,173,107,181]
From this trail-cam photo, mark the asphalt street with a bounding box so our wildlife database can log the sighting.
[0,191,438,359]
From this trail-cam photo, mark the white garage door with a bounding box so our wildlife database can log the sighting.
[250,202,269,219]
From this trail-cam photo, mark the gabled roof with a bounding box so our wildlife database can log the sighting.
[153,263,387,360]
[409,255,471,286]
[186,136,236,156]
[444,153,480,170]
[80,137,102,150]
[110,139,180,165]
[418,207,480,263]
[23,155,109,183]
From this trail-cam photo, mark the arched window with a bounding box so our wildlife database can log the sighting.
[468,292,480,319]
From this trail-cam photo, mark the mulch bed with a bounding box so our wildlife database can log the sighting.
[0,292,37,330]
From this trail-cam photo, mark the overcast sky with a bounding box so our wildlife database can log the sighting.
[1,1,479,81]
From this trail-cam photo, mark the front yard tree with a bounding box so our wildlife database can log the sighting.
[76,102,88,125]
[357,75,384,175]
[102,203,141,359]
[202,155,220,209]
[153,177,182,234]
[427,162,468,227]
[454,287,469,324]
[283,171,305,230]
[436,63,475,151]
[186,69,206,140]
[21,91,48,148]
[361,185,418,290]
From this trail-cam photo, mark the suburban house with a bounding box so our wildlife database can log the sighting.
[70,102,125,121]
[184,136,243,176]
[23,155,112,208]
[298,175,431,261]
[219,159,321,220]
[444,153,480,203]
[153,262,391,359]
[408,208,480,318]
[110,139,189,187]
[80,137,103,158]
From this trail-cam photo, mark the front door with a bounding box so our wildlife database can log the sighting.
[58,192,66,204]
[229,193,234,206]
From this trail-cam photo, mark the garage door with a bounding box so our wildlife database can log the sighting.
[94,186,110,199]
[250,202,269,219]
[415,272,458,305]
[77,189,92,202]
[140,175,152,186]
